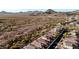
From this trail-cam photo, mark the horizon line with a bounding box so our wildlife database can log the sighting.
[0,9,78,12]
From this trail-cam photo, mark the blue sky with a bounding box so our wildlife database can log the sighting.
[0,0,79,12]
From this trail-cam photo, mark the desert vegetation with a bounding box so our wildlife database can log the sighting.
[0,9,79,49]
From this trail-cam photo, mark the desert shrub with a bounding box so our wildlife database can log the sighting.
[63,32,69,38]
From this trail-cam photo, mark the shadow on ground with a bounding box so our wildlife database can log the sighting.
[73,31,79,49]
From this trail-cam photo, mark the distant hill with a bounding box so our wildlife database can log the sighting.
[45,9,57,14]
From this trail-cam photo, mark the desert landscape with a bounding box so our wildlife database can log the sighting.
[0,9,79,49]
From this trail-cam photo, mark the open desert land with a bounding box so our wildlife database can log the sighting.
[0,10,79,49]
[0,11,67,49]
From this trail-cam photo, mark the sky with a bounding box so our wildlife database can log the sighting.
[0,0,79,12]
